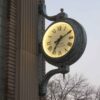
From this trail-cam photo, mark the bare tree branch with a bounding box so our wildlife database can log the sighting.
[47,74,96,100]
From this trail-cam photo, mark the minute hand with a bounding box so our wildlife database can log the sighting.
[62,30,72,38]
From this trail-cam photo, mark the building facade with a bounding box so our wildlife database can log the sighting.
[0,0,45,100]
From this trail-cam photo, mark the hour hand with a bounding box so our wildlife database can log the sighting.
[52,45,57,54]
[54,35,62,44]
[52,36,62,54]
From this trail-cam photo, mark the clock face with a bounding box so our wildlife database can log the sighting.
[42,22,75,58]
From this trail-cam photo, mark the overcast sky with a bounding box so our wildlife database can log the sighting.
[45,0,100,87]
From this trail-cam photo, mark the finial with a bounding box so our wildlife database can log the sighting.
[60,8,64,13]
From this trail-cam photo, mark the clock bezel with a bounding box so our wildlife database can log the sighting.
[42,21,76,58]
[41,18,87,67]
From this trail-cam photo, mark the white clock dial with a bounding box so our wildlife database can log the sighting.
[42,22,75,58]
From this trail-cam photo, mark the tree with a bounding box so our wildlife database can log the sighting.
[47,74,95,100]
[94,86,100,100]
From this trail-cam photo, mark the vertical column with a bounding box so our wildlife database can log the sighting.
[16,0,45,100]
[0,0,7,99]
[5,0,17,99]
[38,0,45,87]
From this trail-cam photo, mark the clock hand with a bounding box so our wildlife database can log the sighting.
[52,30,72,54]
[62,30,72,38]
[53,35,62,54]
[52,44,57,54]
[54,35,63,44]
[54,30,72,44]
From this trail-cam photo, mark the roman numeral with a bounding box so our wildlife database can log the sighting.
[47,41,51,45]
[58,51,62,55]
[52,50,56,55]
[58,26,62,31]
[48,36,52,38]
[48,46,52,51]
[67,42,72,46]
[52,29,56,33]
[64,26,66,31]
[69,36,74,39]
[64,48,67,51]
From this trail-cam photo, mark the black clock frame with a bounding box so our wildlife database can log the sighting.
[42,18,87,67]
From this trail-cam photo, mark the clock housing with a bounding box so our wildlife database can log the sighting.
[42,18,87,66]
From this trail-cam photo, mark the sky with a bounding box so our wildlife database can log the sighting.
[45,0,100,86]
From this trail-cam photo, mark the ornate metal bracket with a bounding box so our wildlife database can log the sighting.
[39,65,70,96]
[38,3,68,21]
